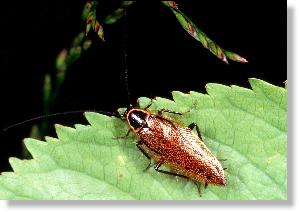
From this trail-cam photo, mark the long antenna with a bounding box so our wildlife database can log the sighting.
[3,110,119,132]
[123,8,131,105]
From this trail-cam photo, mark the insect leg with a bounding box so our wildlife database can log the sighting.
[144,100,153,110]
[136,99,153,110]
[154,162,188,179]
[193,181,207,197]
[188,123,203,140]
[205,182,208,189]
[158,109,183,116]
[193,181,203,197]
[154,161,204,197]
[136,140,156,172]
[114,129,131,139]
[136,140,151,160]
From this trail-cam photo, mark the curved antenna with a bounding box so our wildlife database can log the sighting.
[3,110,119,132]
[123,8,132,105]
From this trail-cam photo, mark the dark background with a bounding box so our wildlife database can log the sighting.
[0,0,286,171]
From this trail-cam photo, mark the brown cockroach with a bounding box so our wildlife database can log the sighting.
[122,104,227,192]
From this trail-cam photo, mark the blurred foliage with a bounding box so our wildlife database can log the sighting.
[162,1,247,64]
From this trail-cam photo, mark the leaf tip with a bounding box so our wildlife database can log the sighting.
[8,157,19,167]
[54,124,64,129]
[23,138,40,146]
[248,78,261,88]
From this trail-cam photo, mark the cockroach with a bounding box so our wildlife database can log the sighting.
[119,103,226,193]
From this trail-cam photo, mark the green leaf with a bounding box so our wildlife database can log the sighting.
[0,79,287,200]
